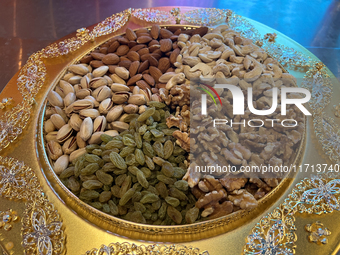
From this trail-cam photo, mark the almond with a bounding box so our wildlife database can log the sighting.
[99,47,108,54]
[158,57,170,73]
[127,74,142,86]
[130,44,146,52]
[125,28,137,41]
[149,66,163,83]
[160,39,172,52]
[117,37,129,45]
[108,41,120,53]
[160,28,173,39]
[149,40,159,46]
[136,80,151,90]
[156,83,166,89]
[80,55,93,64]
[91,52,105,60]
[147,55,158,67]
[150,25,160,39]
[138,60,149,73]
[128,41,137,48]
[118,60,132,69]
[137,48,149,56]
[116,45,129,56]
[149,45,160,53]
[135,28,148,34]
[127,51,140,62]
[90,60,104,68]
[102,53,120,65]
[129,61,140,77]
[143,74,155,86]
[137,36,152,44]
[137,33,151,38]
[170,48,180,64]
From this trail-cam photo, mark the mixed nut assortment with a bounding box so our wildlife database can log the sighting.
[44,24,304,225]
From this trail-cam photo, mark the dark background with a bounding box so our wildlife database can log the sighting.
[0,0,339,92]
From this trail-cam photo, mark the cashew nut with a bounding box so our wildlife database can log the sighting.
[203,33,224,41]
[212,63,230,77]
[165,73,186,90]
[183,56,201,67]
[190,63,212,76]
[244,60,263,82]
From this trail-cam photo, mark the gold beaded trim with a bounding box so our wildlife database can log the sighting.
[84,242,209,255]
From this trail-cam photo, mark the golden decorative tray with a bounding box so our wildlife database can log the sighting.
[1,6,340,255]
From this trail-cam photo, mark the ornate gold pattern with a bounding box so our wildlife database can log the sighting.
[305,221,331,245]
[0,156,65,255]
[313,115,340,164]
[244,174,340,254]
[84,242,209,255]
[181,8,230,26]
[132,8,173,24]
[245,205,296,255]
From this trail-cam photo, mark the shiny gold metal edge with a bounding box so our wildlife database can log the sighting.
[34,25,306,243]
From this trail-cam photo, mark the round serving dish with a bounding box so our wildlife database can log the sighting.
[36,24,305,243]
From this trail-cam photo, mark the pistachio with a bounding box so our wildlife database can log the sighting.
[68,75,82,85]
[62,136,78,154]
[106,105,124,122]
[69,64,89,76]
[45,131,58,142]
[76,89,91,99]
[69,99,94,113]
[89,77,108,89]
[44,119,56,133]
[80,76,90,89]
[54,106,69,123]
[93,66,109,77]
[93,116,107,132]
[50,114,66,130]
[115,67,130,80]
[54,155,69,174]
[69,114,83,132]
[88,132,105,144]
[76,132,87,148]
[79,109,100,119]
[110,74,126,84]
[59,80,75,95]
[84,96,99,108]
[47,91,64,108]
[69,148,87,162]
[123,104,139,114]
[98,98,113,114]
[47,140,63,160]
[104,130,119,137]
[109,121,129,132]
[80,117,93,141]
[93,86,112,102]
[128,94,147,105]
[64,92,76,107]
[57,124,73,143]
[110,83,130,92]
[112,92,129,104]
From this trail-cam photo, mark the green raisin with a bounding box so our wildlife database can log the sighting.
[110,152,127,170]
